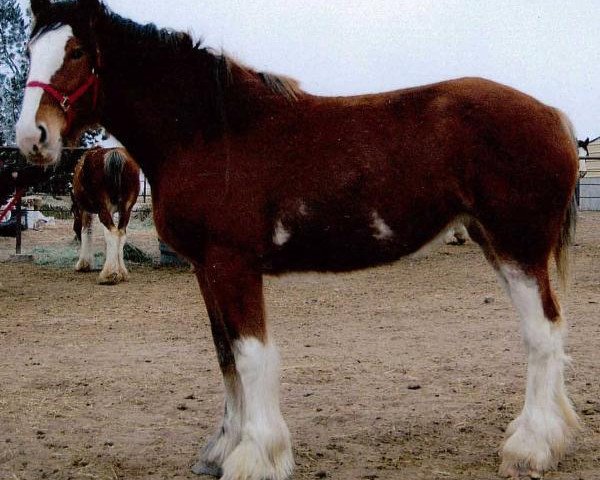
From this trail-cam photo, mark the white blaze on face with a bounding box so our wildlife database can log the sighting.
[16,25,73,160]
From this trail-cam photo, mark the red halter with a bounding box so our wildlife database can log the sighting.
[26,72,99,131]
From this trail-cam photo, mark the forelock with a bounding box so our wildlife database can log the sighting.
[31,1,74,37]
[30,1,102,41]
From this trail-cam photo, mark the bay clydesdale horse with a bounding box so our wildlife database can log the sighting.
[16,1,580,478]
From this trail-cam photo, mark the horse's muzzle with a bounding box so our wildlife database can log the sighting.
[16,122,62,166]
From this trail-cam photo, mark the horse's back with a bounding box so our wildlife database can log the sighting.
[310,76,578,217]
[262,79,577,271]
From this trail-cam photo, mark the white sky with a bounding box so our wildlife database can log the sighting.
[22,1,600,138]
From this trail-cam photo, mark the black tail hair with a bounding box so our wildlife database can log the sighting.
[554,110,579,288]
[104,149,126,205]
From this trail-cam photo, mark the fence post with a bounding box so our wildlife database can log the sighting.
[15,195,22,254]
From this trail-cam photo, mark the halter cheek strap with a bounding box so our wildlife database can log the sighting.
[26,72,99,131]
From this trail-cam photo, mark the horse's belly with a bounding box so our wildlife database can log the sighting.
[262,217,435,273]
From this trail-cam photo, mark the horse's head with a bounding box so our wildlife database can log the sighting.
[16,0,104,166]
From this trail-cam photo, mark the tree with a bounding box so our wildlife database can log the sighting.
[0,0,29,146]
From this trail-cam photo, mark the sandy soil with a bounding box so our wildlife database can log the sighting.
[1,214,599,480]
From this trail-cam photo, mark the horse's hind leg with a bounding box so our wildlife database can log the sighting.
[75,211,94,272]
[115,203,135,281]
[497,263,579,478]
[98,208,124,285]
[192,245,293,480]
[468,221,580,477]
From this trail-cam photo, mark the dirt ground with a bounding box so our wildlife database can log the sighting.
[1,213,599,480]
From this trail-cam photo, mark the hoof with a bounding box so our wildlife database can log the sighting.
[191,461,222,477]
[499,425,559,480]
[450,238,466,245]
[75,259,92,272]
[98,271,122,285]
[221,437,294,480]
[499,463,543,479]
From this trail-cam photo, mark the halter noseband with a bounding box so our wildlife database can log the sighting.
[26,71,99,130]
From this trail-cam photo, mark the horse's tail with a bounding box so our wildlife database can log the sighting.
[555,195,577,289]
[555,110,579,289]
[104,149,126,204]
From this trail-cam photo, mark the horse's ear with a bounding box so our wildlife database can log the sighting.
[31,0,50,19]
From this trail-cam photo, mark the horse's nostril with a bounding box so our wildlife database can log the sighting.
[38,124,47,144]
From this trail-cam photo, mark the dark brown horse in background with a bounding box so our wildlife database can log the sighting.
[72,147,139,284]
[16,1,580,478]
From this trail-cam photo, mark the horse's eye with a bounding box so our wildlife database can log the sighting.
[70,48,85,60]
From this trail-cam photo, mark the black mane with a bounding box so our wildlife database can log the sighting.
[101,11,198,58]
[98,11,302,100]
[32,1,302,101]
[32,1,191,48]
[32,2,208,70]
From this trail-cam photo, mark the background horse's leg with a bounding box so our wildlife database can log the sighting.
[192,245,293,480]
[71,194,83,242]
[98,209,124,285]
[75,211,94,272]
[115,203,134,281]
[444,221,469,245]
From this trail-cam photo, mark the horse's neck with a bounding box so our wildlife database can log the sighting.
[96,46,268,182]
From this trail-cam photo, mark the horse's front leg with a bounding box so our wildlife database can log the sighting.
[192,245,293,480]
[191,286,243,478]
[74,211,94,272]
